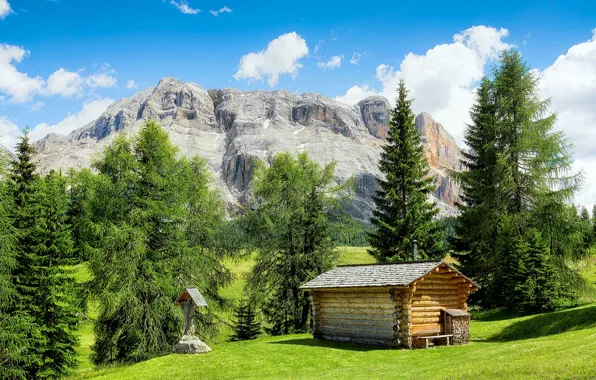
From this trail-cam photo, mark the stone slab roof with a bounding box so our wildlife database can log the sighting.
[176,287,208,307]
[443,309,470,317]
[301,261,444,289]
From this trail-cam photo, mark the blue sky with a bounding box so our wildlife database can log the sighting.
[1,0,596,203]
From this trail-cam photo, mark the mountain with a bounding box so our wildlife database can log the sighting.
[34,77,463,220]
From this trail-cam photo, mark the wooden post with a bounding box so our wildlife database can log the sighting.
[182,299,196,337]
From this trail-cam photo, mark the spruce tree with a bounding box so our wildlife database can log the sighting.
[6,134,80,378]
[229,299,261,341]
[27,172,81,378]
[368,80,442,262]
[453,77,505,290]
[0,149,38,380]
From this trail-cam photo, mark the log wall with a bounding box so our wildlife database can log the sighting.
[311,288,397,347]
[410,265,473,336]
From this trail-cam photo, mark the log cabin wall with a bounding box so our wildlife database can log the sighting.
[311,287,398,347]
[410,264,472,337]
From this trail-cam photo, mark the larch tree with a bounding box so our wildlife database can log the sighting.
[368,79,442,262]
[87,120,233,365]
[244,152,351,335]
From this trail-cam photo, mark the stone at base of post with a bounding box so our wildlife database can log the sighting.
[172,335,211,354]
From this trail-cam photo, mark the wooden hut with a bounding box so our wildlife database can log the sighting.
[300,260,479,349]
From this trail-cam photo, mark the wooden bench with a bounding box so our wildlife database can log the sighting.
[416,333,454,348]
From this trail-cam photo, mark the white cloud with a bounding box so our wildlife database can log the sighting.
[317,55,343,69]
[234,32,309,87]
[314,40,324,54]
[0,44,44,103]
[0,0,11,19]
[350,52,361,65]
[537,29,596,206]
[335,25,512,145]
[0,44,118,102]
[86,72,117,88]
[170,0,199,14]
[0,116,21,151]
[29,98,113,142]
[126,79,138,89]
[43,68,84,98]
[29,101,46,112]
[210,6,231,16]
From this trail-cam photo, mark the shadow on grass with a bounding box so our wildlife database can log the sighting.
[489,305,596,341]
[471,308,521,322]
[270,338,379,352]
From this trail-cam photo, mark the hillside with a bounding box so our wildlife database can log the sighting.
[71,304,596,380]
[69,250,596,380]
[33,77,463,220]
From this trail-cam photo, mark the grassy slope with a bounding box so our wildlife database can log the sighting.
[74,305,596,380]
[71,248,596,379]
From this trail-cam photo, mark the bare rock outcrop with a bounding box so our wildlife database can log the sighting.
[33,77,463,220]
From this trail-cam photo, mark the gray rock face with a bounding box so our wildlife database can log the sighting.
[33,77,463,220]
[172,335,211,354]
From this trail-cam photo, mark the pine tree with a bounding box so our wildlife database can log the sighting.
[368,80,442,262]
[244,152,349,335]
[229,299,261,341]
[88,120,233,365]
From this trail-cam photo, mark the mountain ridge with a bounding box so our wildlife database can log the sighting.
[32,77,463,220]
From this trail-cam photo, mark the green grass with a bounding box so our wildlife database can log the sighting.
[69,248,596,379]
[70,304,596,379]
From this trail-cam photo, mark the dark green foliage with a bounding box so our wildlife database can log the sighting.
[244,152,351,335]
[578,206,594,249]
[87,120,232,365]
[328,215,373,247]
[66,168,96,262]
[0,149,38,380]
[452,77,504,290]
[25,172,81,378]
[454,50,584,310]
[3,132,80,379]
[368,80,442,262]
[230,299,261,341]
[593,205,596,243]
[494,215,560,312]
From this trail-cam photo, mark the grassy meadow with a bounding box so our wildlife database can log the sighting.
[69,248,596,379]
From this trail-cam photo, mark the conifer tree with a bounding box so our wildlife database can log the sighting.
[0,149,38,380]
[244,152,349,335]
[229,299,261,341]
[26,172,81,378]
[592,205,596,242]
[454,50,584,310]
[88,120,232,365]
[453,78,504,288]
[368,80,442,262]
[496,216,559,312]
[7,134,80,378]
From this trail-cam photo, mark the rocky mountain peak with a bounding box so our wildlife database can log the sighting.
[32,77,463,219]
